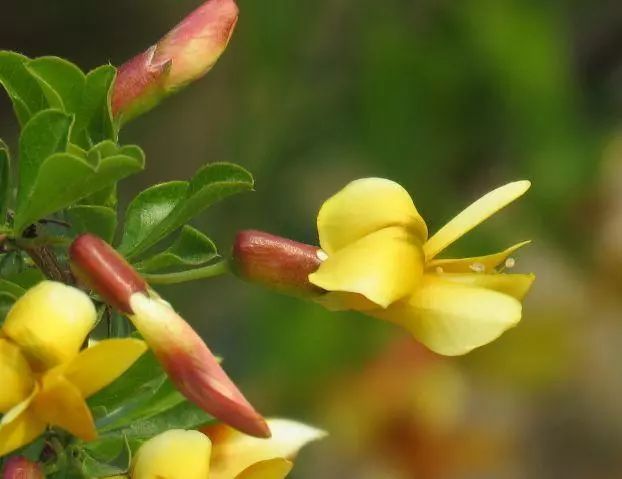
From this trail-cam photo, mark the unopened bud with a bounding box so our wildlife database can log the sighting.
[112,0,239,123]
[232,230,325,298]
[2,457,44,479]
[69,234,147,314]
[68,234,270,439]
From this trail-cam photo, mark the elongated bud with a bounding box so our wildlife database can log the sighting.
[69,234,270,439]
[112,0,239,123]
[69,235,148,314]
[2,457,44,479]
[2,281,96,371]
[232,230,325,298]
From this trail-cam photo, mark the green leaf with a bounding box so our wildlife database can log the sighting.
[0,278,26,298]
[67,205,117,243]
[0,140,11,218]
[25,56,86,114]
[14,140,144,233]
[16,109,72,217]
[120,163,253,258]
[0,51,46,125]
[134,225,217,273]
[80,450,127,477]
[78,65,117,144]
[118,181,188,256]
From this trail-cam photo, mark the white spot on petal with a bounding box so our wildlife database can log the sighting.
[316,249,328,262]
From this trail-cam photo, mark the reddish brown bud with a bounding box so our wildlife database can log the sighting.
[69,234,147,313]
[232,230,324,298]
[2,457,43,479]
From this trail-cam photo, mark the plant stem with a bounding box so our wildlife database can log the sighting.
[141,260,230,285]
[23,245,74,284]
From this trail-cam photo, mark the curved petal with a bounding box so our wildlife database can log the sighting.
[313,291,381,312]
[0,338,35,413]
[132,429,211,479]
[374,276,522,356]
[436,273,535,300]
[317,178,427,254]
[236,459,293,479]
[32,373,96,441]
[0,394,45,456]
[309,227,424,309]
[204,418,326,479]
[427,241,531,273]
[423,181,530,260]
[62,338,147,398]
[2,281,96,371]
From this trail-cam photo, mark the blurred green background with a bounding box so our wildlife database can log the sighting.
[3,0,622,477]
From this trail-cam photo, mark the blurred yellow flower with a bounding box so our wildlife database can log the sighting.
[128,419,325,479]
[0,281,147,455]
[309,178,535,355]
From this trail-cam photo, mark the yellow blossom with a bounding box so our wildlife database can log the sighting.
[0,281,147,455]
[129,419,325,479]
[308,178,535,356]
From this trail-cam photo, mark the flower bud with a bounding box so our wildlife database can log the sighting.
[112,0,239,123]
[232,230,325,298]
[2,457,44,479]
[69,234,271,439]
[69,234,148,314]
[132,429,211,479]
[2,281,96,371]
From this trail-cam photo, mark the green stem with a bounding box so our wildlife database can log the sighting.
[141,260,230,285]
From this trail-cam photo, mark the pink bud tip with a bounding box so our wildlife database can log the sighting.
[69,234,147,313]
[232,230,324,297]
[2,457,43,479]
[112,0,239,123]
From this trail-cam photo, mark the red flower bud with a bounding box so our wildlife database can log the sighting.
[2,457,43,479]
[112,0,239,123]
[232,230,324,298]
[69,234,147,314]
[68,234,270,439]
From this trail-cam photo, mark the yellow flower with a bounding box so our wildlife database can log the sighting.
[0,281,147,456]
[128,419,325,479]
[308,178,535,356]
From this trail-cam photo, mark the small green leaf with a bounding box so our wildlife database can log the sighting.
[17,109,72,218]
[80,451,127,477]
[0,140,11,218]
[134,225,217,272]
[67,205,117,243]
[25,56,86,114]
[0,51,46,125]
[0,278,26,298]
[14,141,144,232]
[79,65,117,144]
[120,163,253,258]
[118,181,188,256]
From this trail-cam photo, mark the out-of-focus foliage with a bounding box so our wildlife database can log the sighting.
[2,0,622,477]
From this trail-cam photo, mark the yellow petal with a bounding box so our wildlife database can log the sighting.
[0,393,46,456]
[236,459,293,479]
[132,429,211,479]
[0,338,35,413]
[309,226,424,308]
[427,240,531,273]
[317,178,427,254]
[62,338,147,398]
[205,418,326,479]
[436,273,535,300]
[2,281,96,371]
[374,276,523,355]
[32,372,96,441]
[313,291,381,312]
[423,181,530,260]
